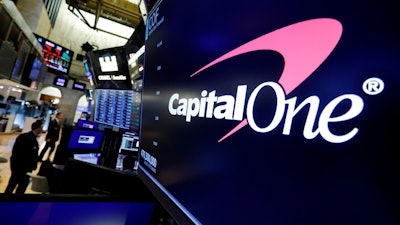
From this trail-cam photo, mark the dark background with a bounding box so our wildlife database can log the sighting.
[139,0,400,224]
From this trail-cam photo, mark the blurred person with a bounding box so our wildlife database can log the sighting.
[4,120,43,193]
[38,112,63,162]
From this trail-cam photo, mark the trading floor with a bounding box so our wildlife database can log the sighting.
[0,132,49,194]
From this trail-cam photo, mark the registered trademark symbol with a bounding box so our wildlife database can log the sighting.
[362,77,384,95]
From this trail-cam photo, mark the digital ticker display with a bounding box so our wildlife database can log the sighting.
[34,34,74,75]
[94,89,132,130]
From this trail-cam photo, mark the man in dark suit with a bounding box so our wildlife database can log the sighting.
[38,112,63,162]
[5,120,43,193]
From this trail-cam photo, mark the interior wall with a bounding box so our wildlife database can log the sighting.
[15,0,43,32]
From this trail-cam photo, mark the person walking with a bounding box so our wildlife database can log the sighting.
[38,112,63,162]
[4,120,43,194]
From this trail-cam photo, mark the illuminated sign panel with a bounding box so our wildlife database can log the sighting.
[72,81,86,91]
[139,0,400,224]
[85,47,131,90]
[53,76,67,87]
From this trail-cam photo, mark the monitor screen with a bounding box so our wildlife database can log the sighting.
[130,88,142,133]
[72,81,86,91]
[28,57,44,81]
[53,76,68,87]
[94,89,133,129]
[11,39,31,82]
[85,46,132,90]
[138,0,400,225]
[20,53,46,89]
[73,153,101,165]
[67,129,104,153]
[119,132,139,155]
[34,33,74,75]
[76,119,99,130]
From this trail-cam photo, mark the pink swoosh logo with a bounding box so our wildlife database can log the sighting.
[189,18,343,142]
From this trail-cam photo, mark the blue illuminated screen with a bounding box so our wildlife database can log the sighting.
[67,129,104,153]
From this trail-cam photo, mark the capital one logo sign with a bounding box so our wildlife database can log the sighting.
[168,18,384,143]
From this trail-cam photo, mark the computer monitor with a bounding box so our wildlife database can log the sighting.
[34,33,74,75]
[85,46,131,90]
[119,132,139,155]
[76,119,99,130]
[67,128,104,153]
[73,153,101,165]
[94,89,133,130]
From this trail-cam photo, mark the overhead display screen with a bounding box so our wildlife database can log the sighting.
[53,76,68,87]
[139,0,399,224]
[72,81,86,91]
[94,89,133,129]
[34,33,74,75]
[85,46,132,90]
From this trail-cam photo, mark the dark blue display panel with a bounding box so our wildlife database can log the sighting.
[76,119,99,130]
[67,129,104,153]
[53,76,67,87]
[0,201,155,225]
[139,0,400,224]
[94,89,133,130]
[72,80,86,91]
[85,47,132,90]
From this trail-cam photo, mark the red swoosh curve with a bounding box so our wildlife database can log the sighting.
[189,18,343,142]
